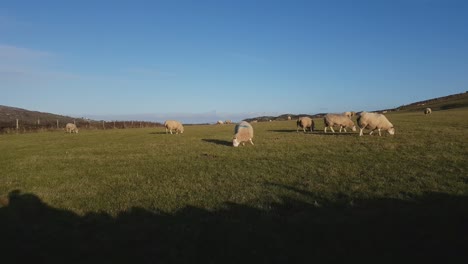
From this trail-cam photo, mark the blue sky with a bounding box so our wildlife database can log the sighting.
[1,0,467,123]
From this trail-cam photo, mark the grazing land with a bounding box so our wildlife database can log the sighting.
[0,106,467,263]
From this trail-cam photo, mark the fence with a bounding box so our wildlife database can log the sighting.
[0,119,163,134]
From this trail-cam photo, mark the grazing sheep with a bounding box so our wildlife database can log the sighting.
[225,120,232,124]
[216,120,224,125]
[296,117,314,132]
[251,120,258,123]
[324,114,356,133]
[65,123,79,133]
[164,120,184,134]
[424,108,432,115]
[287,116,291,120]
[357,112,395,136]
[233,121,254,147]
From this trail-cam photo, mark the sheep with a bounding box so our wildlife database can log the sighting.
[233,121,254,147]
[424,108,432,115]
[296,117,314,133]
[225,120,232,124]
[164,120,184,134]
[323,114,356,133]
[216,120,224,125]
[287,116,291,120]
[357,112,395,136]
[65,123,79,133]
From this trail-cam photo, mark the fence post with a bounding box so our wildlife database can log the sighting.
[57,119,59,129]
[16,119,19,130]
[113,121,116,129]
[102,120,105,129]
[37,119,40,125]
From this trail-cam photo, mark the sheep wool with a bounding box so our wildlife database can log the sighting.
[324,114,356,133]
[164,120,184,134]
[357,112,395,136]
[296,117,314,132]
[65,123,79,133]
[233,121,254,147]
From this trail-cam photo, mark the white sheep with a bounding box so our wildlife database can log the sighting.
[65,123,79,133]
[357,112,395,136]
[296,117,314,132]
[164,120,184,134]
[287,116,292,120]
[225,120,232,124]
[216,120,224,125]
[324,114,356,133]
[233,121,254,147]
[424,108,432,115]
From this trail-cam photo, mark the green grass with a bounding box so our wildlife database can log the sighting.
[1,107,467,263]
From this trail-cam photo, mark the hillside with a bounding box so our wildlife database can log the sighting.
[395,91,468,112]
[247,92,468,122]
[0,105,162,132]
[0,105,87,126]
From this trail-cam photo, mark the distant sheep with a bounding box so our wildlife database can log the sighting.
[324,114,356,133]
[216,120,224,125]
[357,112,395,136]
[424,108,432,115]
[65,123,79,133]
[225,120,232,124]
[164,120,184,134]
[233,121,254,147]
[296,117,314,133]
[287,116,291,120]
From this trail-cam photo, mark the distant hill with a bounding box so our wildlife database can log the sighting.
[246,91,468,122]
[0,105,162,133]
[391,91,468,112]
[0,105,88,126]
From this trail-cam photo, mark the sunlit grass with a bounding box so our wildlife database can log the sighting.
[0,108,467,215]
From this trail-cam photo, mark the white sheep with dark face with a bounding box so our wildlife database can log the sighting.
[424,108,432,115]
[357,112,395,136]
[233,121,254,147]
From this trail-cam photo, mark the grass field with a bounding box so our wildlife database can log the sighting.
[1,108,467,263]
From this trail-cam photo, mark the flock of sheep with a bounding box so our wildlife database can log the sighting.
[66,108,433,147]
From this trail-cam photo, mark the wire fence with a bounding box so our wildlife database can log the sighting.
[0,119,164,134]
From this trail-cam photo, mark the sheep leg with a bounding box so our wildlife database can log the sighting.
[170,129,173,135]
[339,126,342,132]
[343,127,347,132]
[359,128,364,136]
[378,129,382,136]
[249,139,254,145]
[165,128,168,134]
[330,126,335,133]
[324,127,327,133]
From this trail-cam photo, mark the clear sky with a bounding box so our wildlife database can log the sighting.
[1,0,467,123]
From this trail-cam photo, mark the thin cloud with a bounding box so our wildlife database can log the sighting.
[0,44,52,60]
[0,44,78,84]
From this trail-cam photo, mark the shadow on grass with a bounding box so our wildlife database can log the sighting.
[314,131,357,136]
[202,139,232,147]
[268,129,300,133]
[149,132,167,135]
[1,189,467,263]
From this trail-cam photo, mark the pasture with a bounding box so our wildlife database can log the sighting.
[1,108,467,263]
